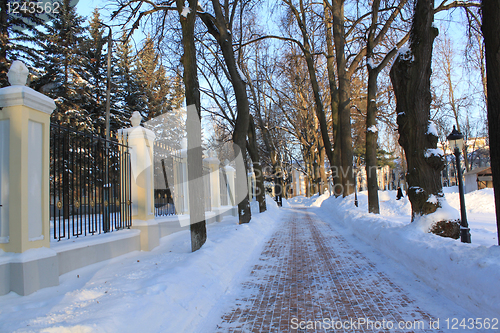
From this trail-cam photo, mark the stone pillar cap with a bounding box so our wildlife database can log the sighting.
[8,60,29,86]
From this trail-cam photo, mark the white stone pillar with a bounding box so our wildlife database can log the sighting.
[204,151,220,210]
[0,61,59,295]
[224,165,237,216]
[247,171,256,200]
[0,61,55,253]
[179,138,189,214]
[119,112,158,251]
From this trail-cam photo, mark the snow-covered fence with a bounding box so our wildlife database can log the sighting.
[0,62,237,297]
[0,61,59,295]
[152,138,237,224]
[153,141,180,216]
[50,122,132,240]
[220,167,229,206]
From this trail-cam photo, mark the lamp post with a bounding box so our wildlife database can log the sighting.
[96,22,113,142]
[353,157,358,207]
[97,22,112,232]
[447,126,471,243]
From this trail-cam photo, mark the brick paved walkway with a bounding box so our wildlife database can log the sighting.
[214,208,442,333]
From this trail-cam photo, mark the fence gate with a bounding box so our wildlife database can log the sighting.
[50,123,132,240]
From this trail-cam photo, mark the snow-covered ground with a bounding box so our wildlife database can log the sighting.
[0,189,498,332]
[308,187,500,317]
[0,198,283,333]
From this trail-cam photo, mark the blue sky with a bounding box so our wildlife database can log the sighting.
[74,1,486,141]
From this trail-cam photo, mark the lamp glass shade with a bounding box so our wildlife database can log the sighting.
[447,126,464,152]
[450,137,464,151]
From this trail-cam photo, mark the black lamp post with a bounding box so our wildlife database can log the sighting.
[447,126,471,243]
[97,22,112,232]
[353,157,358,207]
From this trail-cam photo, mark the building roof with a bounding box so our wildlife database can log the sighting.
[464,166,492,176]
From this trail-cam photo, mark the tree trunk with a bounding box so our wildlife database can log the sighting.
[323,3,341,193]
[366,69,380,214]
[332,0,354,197]
[319,142,327,194]
[0,0,9,87]
[286,0,336,190]
[389,0,444,221]
[247,115,266,213]
[177,0,206,252]
[365,0,381,214]
[200,1,251,224]
[482,0,500,245]
[246,56,279,203]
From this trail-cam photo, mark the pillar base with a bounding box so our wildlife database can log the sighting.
[0,248,59,296]
[131,219,160,251]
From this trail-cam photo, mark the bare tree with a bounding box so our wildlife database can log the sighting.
[112,0,207,251]
[365,0,410,213]
[390,0,444,220]
[434,32,472,171]
[178,0,207,251]
[198,0,252,224]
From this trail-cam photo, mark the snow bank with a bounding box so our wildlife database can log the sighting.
[446,188,495,214]
[317,190,500,317]
[287,191,330,207]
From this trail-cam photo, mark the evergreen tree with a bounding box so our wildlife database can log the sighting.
[81,8,108,132]
[135,36,170,121]
[0,0,46,87]
[33,0,88,128]
[114,32,141,130]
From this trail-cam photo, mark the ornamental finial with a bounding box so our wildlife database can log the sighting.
[8,60,29,86]
[130,111,142,127]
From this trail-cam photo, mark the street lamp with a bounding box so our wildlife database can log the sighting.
[97,22,113,142]
[447,126,471,243]
[97,22,112,232]
[353,157,358,207]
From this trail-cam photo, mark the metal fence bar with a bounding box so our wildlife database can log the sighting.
[220,166,228,206]
[154,141,181,217]
[50,122,131,241]
[204,165,211,212]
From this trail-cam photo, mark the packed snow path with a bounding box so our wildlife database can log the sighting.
[204,208,474,333]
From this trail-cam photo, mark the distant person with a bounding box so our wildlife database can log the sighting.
[396,186,404,200]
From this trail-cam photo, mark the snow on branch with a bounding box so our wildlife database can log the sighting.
[367,57,379,69]
[424,148,444,158]
[426,121,439,137]
[181,6,191,17]
[397,45,414,62]
[236,64,248,84]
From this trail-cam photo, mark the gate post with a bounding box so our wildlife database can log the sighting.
[224,165,238,216]
[119,112,159,251]
[180,138,189,214]
[0,61,59,295]
[204,151,221,221]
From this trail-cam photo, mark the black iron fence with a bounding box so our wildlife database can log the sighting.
[50,123,132,240]
[203,165,211,212]
[154,142,183,216]
[220,166,229,206]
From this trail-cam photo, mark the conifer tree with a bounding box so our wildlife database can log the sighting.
[0,0,46,87]
[81,8,108,132]
[34,0,88,127]
[135,36,170,121]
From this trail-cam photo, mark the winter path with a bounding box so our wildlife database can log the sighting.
[200,207,475,333]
